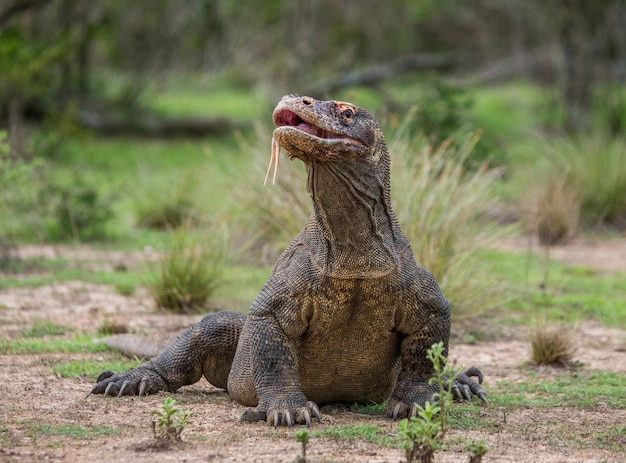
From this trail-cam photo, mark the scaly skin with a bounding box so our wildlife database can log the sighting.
[88,95,486,426]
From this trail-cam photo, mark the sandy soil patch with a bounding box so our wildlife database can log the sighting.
[0,240,625,462]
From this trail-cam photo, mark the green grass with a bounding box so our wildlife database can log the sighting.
[479,248,626,328]
[148,77,268,119]
[53,357,144,378]
[22,320,70,337]
[469,80,551,140]
[495,370,626,409]
[24,422,118,440]
[0,332,111,354]
[0,264,146,291]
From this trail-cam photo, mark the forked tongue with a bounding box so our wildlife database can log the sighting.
[264,136,281,186]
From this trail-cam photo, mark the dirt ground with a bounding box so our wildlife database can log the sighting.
[0,238,625,463]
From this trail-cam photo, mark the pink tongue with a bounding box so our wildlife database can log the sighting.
[297,122,318,136]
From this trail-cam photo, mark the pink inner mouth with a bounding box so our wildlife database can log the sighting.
[274,110,336,139]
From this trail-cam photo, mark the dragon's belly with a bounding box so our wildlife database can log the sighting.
[296,277,402,404]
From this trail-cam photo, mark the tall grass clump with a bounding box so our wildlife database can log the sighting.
[147,224,226,313]
[391,128,504,318]
[514,134,626,239]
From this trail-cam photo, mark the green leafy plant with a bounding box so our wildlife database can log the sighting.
[396,342,456,463]
[413,79,474,146]
[467,439,489,463]
[294,429,310,463]
[396,342,487,463]
[426,342,454,436]
[147,226,226,313]
[150,397,190,443]
[38,173,116,242]
[397,401,442,463]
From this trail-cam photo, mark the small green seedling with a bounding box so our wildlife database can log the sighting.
[295,429,310,463]
[397,342,486,463]
[151,396,190,443]
[467,439,489,463]
[397,401,442,463]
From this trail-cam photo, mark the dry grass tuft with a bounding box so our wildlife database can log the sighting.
[520,173,580,245]
[529,325,577,366]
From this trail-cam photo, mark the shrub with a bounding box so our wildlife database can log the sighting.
[514,134,626,235]
[38,173,116,242]
[147,226,226,313]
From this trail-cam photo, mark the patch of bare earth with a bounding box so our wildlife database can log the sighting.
[0,242,625,462]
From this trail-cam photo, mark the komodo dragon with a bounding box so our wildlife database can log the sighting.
[88,95,486,426]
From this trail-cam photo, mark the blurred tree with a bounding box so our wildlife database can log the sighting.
[0,0,624,140]
[549,0,620,132]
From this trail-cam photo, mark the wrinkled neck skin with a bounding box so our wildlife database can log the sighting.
[304,150,400,278]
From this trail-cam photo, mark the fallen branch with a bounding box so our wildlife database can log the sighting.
[77,110,249,137]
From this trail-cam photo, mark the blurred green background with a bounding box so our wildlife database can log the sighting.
[1,0,625,324]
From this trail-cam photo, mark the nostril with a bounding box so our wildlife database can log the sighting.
[302,97,312,105]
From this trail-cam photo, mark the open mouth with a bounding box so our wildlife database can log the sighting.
[274,109,357,142]
[266,108,363,186]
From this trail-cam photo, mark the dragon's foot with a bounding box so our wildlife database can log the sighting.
[240,400,321,427]
[387,392,442,420]
[449,366,487,402]
[86,364,170,398]
[387,366,487,420]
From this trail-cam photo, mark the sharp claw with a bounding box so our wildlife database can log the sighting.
[306,401,322,423]
[313,407,321,423]
[410,405,418,418]
[478,391,488,403]
[452,385,463,400]
[393,402,402,420]
[104,383,115,397]
[272,411,280,428]
[285,411,292,428]
[139,377,148,397]
[303,409,311,427]
[117,380,129,397]
[463,384,472,400]
[86,385,97,398]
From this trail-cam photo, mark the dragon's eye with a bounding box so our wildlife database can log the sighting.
[342,109,354,119]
